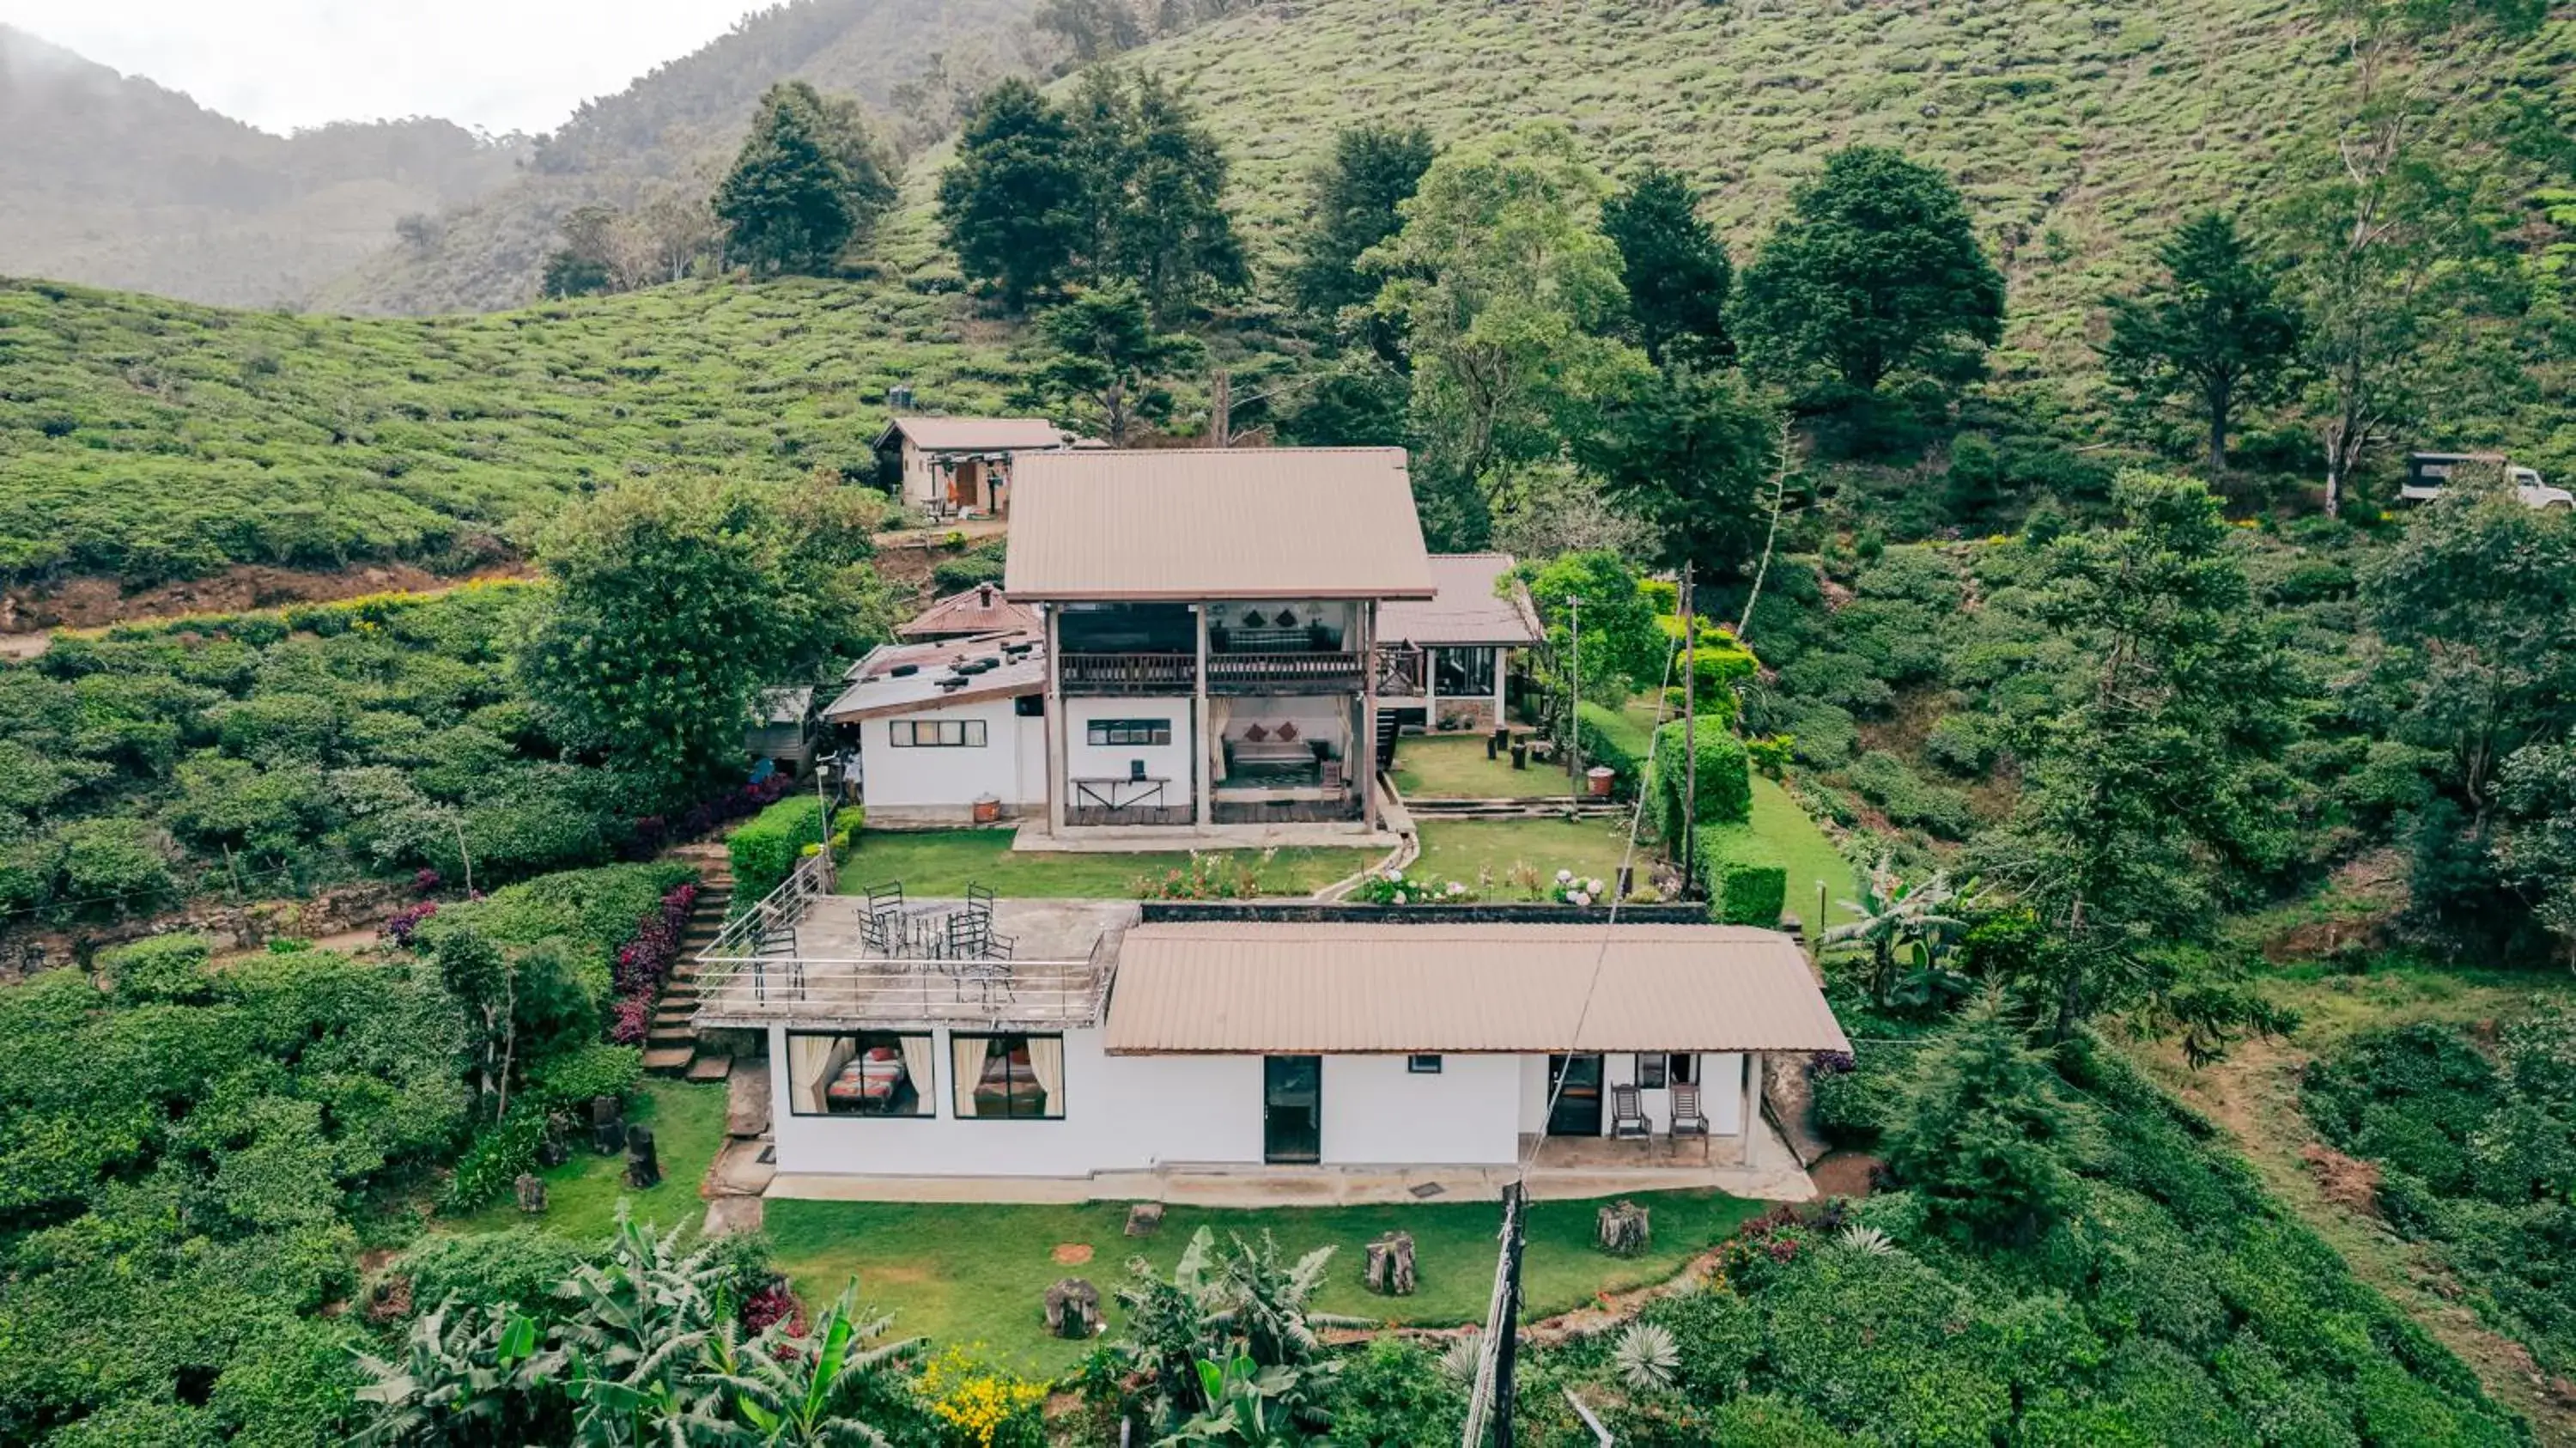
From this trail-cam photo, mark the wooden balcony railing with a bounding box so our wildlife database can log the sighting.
[1207,651,1365,693]
[1060,652,1196,693]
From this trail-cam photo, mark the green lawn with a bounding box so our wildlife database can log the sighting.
[767,1189,1765,1374]
[837,829,1378,898]
[1391,734,1573,800]
[1707,777,1862,928]
[447,1080,730,1241]
[1410,818,1647,895]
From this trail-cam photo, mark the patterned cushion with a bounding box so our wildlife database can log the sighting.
[1273,721,1298,742]
[1242,723,1270,742]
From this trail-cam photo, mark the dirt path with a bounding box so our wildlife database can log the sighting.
[1,560,532,660]
[2123,980,2575,1445]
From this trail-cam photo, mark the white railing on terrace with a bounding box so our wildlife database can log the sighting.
[690,932,1115,1031]
[698,845,838,963]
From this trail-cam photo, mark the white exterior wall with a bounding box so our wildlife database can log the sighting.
[770,1025,1265,1177]
[1320,1055,1522,1165]
[771,1043,1737,1179]
[858,697,1044,824]
[1062,696,1197,790]
[899,441,936,507]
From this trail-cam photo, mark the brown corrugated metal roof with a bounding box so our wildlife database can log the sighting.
[823,633,1045,721]
[1102,923,1849,1055]
[897,584,1042,641]
[878,417,1072,453]
[1002,448,1437,601]
[1379,553,1544,647]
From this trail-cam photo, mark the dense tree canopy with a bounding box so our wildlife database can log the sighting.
[938,78,1091,309]
[1019,282,1205,445]
[711,82,896,277]
[1733,146,2006,394]
[1601,163,1735,368]
[1286,122,1437,321]
[2103,212,2303,474]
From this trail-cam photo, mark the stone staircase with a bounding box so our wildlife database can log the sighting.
[644,860,734,1080]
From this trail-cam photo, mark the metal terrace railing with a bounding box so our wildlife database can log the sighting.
[697,843,838,963]
[1206,650,1366,692]
[1060,651,1197,693]
[690,931,1115,1031]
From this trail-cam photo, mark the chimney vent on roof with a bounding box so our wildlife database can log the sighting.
[977,583,993,606]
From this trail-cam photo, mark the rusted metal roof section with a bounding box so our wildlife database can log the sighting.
[874,417,1072,452]
[1379,553,1544,647]
[1002,448,1437,601]
[897,583,1042,641]
[1102,923,1850,1055]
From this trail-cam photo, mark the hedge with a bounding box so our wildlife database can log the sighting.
[1709,856,1789,927]
[728,794,827,903]
[1646,720,1753,846]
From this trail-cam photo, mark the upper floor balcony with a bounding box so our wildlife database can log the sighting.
[1057,649,1376,697]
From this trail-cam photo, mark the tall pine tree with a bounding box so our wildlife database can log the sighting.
[713,82,890,276]
[1286,123,1437,319]
[2102,212,2301,474]
[1601,163,1735,368]
[938,78,1090,309]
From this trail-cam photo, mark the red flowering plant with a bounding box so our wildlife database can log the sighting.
[381,900,440,946]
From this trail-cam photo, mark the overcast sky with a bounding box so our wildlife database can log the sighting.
[0,0,773,136]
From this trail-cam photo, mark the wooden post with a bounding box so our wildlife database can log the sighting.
[1741,1053,1758,1165]
[1044,605,1067,837]
[1681,561,1697,894]
[1210,369,1232,447]
[1194,604,1212,828]
[1360,601,1381,835]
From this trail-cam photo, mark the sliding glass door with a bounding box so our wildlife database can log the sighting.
[1263,1056,1322,1164]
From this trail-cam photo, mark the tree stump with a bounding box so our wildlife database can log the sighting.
[514,1172,548,1215]
[1364,1232,1418,1295]
[590,1095,627,1155]
[1043,1278,1102,1339]
[1596,1200,1651,1256]
[1124,1202,1165,1238]
[535,1126,572,1169]
[624,1124,662,1189]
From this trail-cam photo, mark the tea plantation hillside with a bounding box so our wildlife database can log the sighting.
[1089,0,2573,375]
[0,277,1013,587]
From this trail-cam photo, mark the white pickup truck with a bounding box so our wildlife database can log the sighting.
[2402,453,2575,510]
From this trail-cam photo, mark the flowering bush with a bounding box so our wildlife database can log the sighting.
[1348,867,1479,905]
[605,880,699,1043]
[607,996,653,1045]
[380,899,440,946]
[1132,850,1269,901]
[919,1346,1048,1448]
[412,867,442,896]
[741,1278,804,1335]
[1549,869,1612,907]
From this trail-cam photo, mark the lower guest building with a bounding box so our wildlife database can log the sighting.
[693,881,1849,1196]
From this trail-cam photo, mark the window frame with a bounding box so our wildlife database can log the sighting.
[1086,718,1172,747]
[1635,1053,1669,1090]
[786,1029,935,1118]
[1433,646,1498,697]
[1407,1054,1443,1074]
[950,1031,1066,1120]
[889,718,987,748]
[1668,1053,1698,1086]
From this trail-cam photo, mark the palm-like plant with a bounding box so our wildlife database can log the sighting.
[703,1285,921,1447]
[1160,1354,1301,1446]
[556,1210,730,1446]
[1822,855,1976,1009]
[1116,1229,1343,1433]
[354,1298,562,1446]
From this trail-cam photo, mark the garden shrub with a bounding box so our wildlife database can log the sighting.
[728,794,827,903]
[400,1229,591,1316]
[99,933,217,1005]
[1647,719,1753,843]
[1847,750,1978,839]
[1638,1286,1764,1402]
[525,1043,645,1110]
[1690,1393,1857,1447]
[1704,852,1789,927]
[442,1109,549,1214]
[1922,712,1999,776]
[1808,1053,1902,1144]
[1755,1244,2014,1445]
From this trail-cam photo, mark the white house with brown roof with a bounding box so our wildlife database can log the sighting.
[1375,551,1543,735]
[824,629,1048,827]
[872,417,1075,517]
[1005,447,1435,841]
[693,886,1850,1196]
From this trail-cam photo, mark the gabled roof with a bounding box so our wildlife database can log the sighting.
[1003,448,1436,601]
[1103,922,1849,1055]
[1379,553,1544,648]
[896,583,1041,641]
[823,631,1044,722]
[872,417,1072,453]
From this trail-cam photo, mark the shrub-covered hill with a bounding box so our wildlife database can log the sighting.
[1104,0,2573,377]
[0,277,1015,587]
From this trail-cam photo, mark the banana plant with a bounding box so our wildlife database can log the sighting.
[353,1298,562,1446]
[1158,1354,1300,1445]
[704,1284,920,1447]
[1822,855,1978,1010]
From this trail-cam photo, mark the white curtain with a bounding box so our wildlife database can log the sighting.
[952,1034,989,1119]
[1025,1036,1066,1117]
[791,1035,854,1115]
[899,1033,939,1117]
[1207,697,1233,783]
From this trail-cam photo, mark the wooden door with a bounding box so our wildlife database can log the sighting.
[1546,1054,1604,1136]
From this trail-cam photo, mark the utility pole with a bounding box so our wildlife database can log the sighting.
[1210,368,1232,447]
[1681,561,1698,893]
[1565,595,1583,799]
[1461,1182,1528,1448]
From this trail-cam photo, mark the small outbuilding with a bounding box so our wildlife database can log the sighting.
[872,417,1074,518]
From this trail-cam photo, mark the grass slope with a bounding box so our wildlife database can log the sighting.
[767,1189,1765,1373]
[1125,0,2572,378]
[835,827,1378,897]
[0,277,1011,583]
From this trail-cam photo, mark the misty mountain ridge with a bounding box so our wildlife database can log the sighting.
[0,23,528,307]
